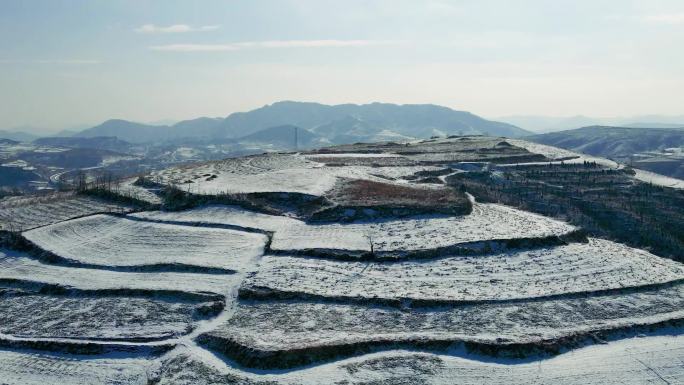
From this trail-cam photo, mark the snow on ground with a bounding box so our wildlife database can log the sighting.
[100,154,140,167]
[23,214,267,271]
[507,139,620,168]
[150,153,346,196]
[132,200,576,255]
[150,153,437,196]
[270,201,576,253]
[1,159,36,170]
[0,248,240,296]
[0,349,152,385]
[207,282,684,359]
[632,168,684,189]
[159,333,684,384]
[115,177,163,204]
[0,192,132,231]
[245,238,684,303]
[355,165,443,180]
[511,139,684,189]
[0,293,214,340]
[130,205,300,231]
[305,153,401,158]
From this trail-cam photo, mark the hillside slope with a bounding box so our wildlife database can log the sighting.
[528,126,684,178]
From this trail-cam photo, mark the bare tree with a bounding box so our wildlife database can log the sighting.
[365,231,375,255]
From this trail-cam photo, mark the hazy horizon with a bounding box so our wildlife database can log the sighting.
[2,0,683,131]
[4,102,684,136]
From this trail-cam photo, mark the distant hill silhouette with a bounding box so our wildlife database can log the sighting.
[529,126,684,179]
[72,101,529,144]
[529,126,684,159]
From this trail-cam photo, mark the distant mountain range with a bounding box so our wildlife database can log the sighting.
[0,130,38,143]
[528,126,684,178]
[72,101,530,145]
[497,115,684,133]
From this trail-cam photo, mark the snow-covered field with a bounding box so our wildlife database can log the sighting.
[149,153,438,196]
[133,200,576,255]
[244,238,684,303]
[510,139,684,189]
[272,201,575,253]
[0,192,132,231]
[206,282,684,365]
[23,214,267,271]
[0,292,215,340]
[150,153,354,195]
[157,333,684,384]
[632,168,684,189]
[507,139,620,167]
[0,248,239,296]
[115,177,163,204]
[0,349,152,385]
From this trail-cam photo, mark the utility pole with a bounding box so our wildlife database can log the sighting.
[294,126,298,151]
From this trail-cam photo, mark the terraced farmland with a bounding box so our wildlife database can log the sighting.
[23,214,267,272]
[0,292,217,341]
[0,249,240,296]
[242,239,684,304]
[133,198,578,258]
[1,136,683,383]
[0,192,132,231]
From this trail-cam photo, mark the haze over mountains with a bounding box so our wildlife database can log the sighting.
[74,101,530,145]
[3,101,684,193]
[0,102,534,192]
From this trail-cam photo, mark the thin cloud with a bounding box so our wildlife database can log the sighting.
[644,13,684,24]
[135,24,220,33]
[150,39,397,52]
[34,59,101,65]
[151,44,239,52]
[0,59,101,65]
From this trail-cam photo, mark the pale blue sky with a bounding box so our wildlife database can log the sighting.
[1,0,683,131]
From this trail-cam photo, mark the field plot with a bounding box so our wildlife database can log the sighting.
[157,334,684,384]
[149,152,441,196]
[115,177,163,204]
[134,200,575,257]
[304,153,418,167]
[23,214,267,271]
[151,153,364,196]
[324,179,469,212]
[505,139,633,170]
[131,205,299,231]
[0,349,152,385]
[271,201,577,254]
[633,168,684,189]
[0,249,240,296]
[350,165,444,181]
[204,282,684,368]
[0,291,217,340]
[243,239,684,304]
[0,192,131,231]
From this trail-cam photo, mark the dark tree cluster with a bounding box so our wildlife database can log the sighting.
[447,162,684,261]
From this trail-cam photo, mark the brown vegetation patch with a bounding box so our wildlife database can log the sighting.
[330,179,467,209]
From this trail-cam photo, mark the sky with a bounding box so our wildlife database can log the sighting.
[1,0,683,132]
